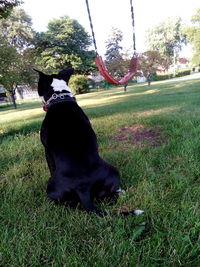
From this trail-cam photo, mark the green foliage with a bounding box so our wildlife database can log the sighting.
[152,69,191,81]
[34,16,96,73]
[0,43,20,91]
[0,8,36,108]
[0,8,34,50]
[151,72,174,81]
[139,51,165,85]
[191,8,200,24]
[183,8,200,65]
[175,69,191,77]
[104,27,132,89]
[146,17,186,67]
[105,28,123,62]
[69,75,89,94]
[0,8,36,86]
[0,0,22,19]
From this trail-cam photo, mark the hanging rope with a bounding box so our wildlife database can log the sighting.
[130,0,136,54]
[85,0,138,85]
[85,0,98,55]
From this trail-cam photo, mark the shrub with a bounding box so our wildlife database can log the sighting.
[152,72,174,81]
[151,69,192,82]
[69,75,89,94]
[175,69,191,77]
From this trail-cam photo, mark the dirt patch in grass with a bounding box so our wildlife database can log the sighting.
[115,124,165,148]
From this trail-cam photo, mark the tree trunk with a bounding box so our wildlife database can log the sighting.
[11,88,17,109]
[147,75,151,87]
[124,83,128,92]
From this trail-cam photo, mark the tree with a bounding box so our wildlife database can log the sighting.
[0,8,34,51]
[34,16,96,73]
[105,28,133,91]
[146,17,186,67]
[183,8,200,65]
[0,0,22,19]
[138,51,164,87]
[0,8,35,108]
[69,75,89,94]
[105,28,123,62]
[0,43,20,108]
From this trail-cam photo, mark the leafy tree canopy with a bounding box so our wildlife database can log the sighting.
[191,8,200,25]
[105,27,123,62]
[146,17,185,59]
[0,8,34,50]
[184,8,200,65]
[34,16,96,73]
[0,0,22,19]
[139,50,165,86]
[104,28,134,91]
[0,7,36,108]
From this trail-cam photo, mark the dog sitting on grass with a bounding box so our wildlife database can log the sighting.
[35,68,143,216]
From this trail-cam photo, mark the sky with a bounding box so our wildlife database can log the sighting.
[22,0,200,57]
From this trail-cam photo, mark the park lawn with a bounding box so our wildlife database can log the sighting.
[0,74,200,266]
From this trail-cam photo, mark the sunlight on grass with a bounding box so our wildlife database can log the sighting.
[78,93,129,107]
[136,106,179,117]
[141,89,158,94]
[0,107,43,125]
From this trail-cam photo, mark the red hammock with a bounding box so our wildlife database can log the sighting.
[94,56,138,85]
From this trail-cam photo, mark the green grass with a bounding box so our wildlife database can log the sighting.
[1,74,200,266]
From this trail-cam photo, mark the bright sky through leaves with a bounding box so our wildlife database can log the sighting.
[22,0,199,56]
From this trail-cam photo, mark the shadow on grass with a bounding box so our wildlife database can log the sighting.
[1,77,200,144]
[83,79,200,120]
[0,100,41,114]
[0,119,42,144]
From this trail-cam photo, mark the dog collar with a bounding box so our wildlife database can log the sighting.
[43,92,75,111]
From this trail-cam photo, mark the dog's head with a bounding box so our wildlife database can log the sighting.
[34,68,74,101]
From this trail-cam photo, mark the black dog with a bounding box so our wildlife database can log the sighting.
[35,68,122,215]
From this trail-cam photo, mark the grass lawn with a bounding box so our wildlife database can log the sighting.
[0,74,200,266]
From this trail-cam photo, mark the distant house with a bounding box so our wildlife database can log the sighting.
[175,58,190,69]
[157,58,190,74]
[88,73,104,83]
[15,85,39,100]
[168,57,190,73]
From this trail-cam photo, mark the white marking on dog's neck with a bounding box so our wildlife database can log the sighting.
[51,78,72,93]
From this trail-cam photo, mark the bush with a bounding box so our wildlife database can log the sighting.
[69,75,90,94]
[151,69,191,82]
[175,69,191,77]
[151,72,174,81]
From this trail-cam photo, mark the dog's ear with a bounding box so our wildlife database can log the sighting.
[33,69,52,96]
[33,68,46,77]
[58,68,74,85]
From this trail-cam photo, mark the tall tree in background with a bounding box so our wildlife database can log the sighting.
[0,8,34,50]
[139,51,164,87]
[184,8,200,65]
[146,17,186,68]
[105,28,123,63]
[0,44,19,108]
[0,0,22,19]
[105,28,132,91]
[0,8,35,108]
[34,16,96,73]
